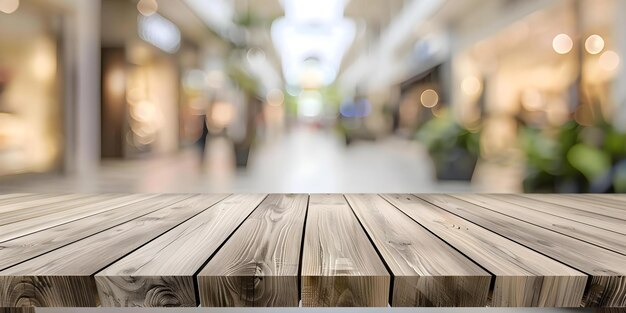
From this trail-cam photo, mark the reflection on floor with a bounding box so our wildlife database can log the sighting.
[0,128,474,193]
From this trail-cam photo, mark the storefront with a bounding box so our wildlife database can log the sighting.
[0,1,64,175]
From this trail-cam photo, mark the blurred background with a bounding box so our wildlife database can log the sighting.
[0,0,625,193]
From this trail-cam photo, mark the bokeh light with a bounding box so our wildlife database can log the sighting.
[599,50,620,71]
[420,89,439,108]
[552,33,573,55]
[0,0,19,14]
[584,34,605,55]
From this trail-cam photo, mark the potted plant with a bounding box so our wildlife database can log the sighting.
[416,109,481,181]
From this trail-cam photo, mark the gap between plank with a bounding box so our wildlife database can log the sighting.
[190,194,270,307]
[296,194,310,302]
[342,194,395,306]
[415,194,590,307]
[380,194,499,298]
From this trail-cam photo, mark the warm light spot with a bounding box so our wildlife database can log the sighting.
[266,89,285,107]
[0,0,19,14]
[420,89,439,108]
[211,101,235,128]
[206,70,224,89]
[585,34,605,55]
[599,50,620,71]
[461,76,482,96]
[137,0,158,16]
[552,33,573,55]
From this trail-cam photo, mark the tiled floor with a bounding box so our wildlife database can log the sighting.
[0,128,474,193]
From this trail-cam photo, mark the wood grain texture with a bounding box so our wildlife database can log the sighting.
[0,308,35,313]
[454,194,626,255]
[301,194,390,307]
[0,194,103,227]
[198,194,308,307]
[495,194,626,235]
[0,194,211,307]
[560,194,626,211]
[0,195,178,271]
[419,194,626,307]
[386,194,587,307]
[0,194,152,243]
[95,194,263,307]
[521,194,626,219]
[345,194,491,307]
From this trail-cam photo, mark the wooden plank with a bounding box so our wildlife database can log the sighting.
[345,194,491,307]
[0,195,179,271]
[495,195,626,235]
[95,194,266,307]
[0,194,88,215]
[301,194,390,307]
[554,194,626,212]
[197,194,307,307]
[0,194,103,226]
[0,194,153,242]
[419,194,626,307]
[0,193,32,202]
[454,194,626,255]
[517,194,626,221]
[0,194,225,307]
[0,308,35,313]
[385,194,586,307]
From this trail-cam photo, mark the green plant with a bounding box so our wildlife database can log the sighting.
[521,117,626,192]
[416,109,481,180]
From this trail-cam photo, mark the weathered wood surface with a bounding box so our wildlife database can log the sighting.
[0,194,153,242]
[420,194,626,307]
[0,195,175,271]
[301,194,390,307]
[0,194,99,226]
[0,194,207,307]
[198,194,308,307]
[1,193,626,308]
[387,194,587,307]
[493,194,626,235]
[95,194,260,307]
[345,194,491,307]
[454,194,626,255]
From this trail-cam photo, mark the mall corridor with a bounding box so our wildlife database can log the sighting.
[0,128,473,193]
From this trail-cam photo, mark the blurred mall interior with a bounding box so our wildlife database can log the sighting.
[0,0,625,193]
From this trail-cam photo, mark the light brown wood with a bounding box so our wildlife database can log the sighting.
[454,194,626,255]
[0,194,153,242]
[301,194,390,307]
[345,194,491,307]
[0,194,104,227]
[386,194,586,307]
[95,194,263,307]
[0,193,33,202]
[0,194,216,307]
[496,194,626,235]
[0,195,177,271]
[579,194,626,209]
[420,194,626,307]
[198,194,308,307]
[518,194,626,221]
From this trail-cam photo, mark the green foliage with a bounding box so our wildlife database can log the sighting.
[521,118,626,192]
[416,109,481,157]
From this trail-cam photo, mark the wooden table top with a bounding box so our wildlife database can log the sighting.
[0,193,624,308]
